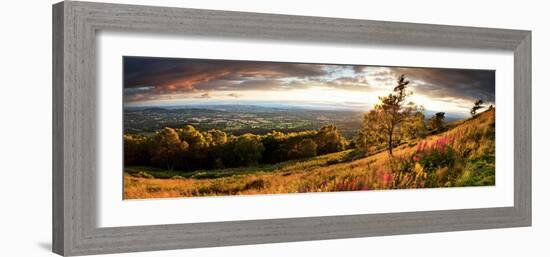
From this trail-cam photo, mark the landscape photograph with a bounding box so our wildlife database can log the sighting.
[122,56,496,199]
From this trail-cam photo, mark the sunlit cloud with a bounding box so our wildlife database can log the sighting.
[124,57,495,117]
[195,92,212,99]
[227,93,242,98]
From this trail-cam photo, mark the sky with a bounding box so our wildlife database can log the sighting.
[123,56,495,117]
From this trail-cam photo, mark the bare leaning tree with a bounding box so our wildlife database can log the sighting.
[470,99,485,117]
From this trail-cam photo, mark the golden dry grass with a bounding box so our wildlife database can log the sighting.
[124,109,495,199]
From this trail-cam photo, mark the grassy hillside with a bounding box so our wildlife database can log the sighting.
[124,109,495,199]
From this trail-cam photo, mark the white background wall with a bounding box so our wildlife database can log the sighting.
[0,0,547,256]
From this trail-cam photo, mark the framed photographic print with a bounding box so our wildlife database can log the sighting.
[53,1,531,256]
[122,57,497,199]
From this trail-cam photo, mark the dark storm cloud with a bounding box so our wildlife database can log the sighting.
[350,66,495,103]
[123,56,495,105]
[389,67,495,103]
[124,57,327,93]
[124,57,370,102]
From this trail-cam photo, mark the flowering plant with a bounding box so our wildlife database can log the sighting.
[413,136,454,165]
[410,136,457,186]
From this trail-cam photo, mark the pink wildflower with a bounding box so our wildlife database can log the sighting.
[382,173,393,184]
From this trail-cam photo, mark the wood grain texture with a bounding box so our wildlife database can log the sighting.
[514,32,532,224]
[52,2,65,255]
[52,1,532,256]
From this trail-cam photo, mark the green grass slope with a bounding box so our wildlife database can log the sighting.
[125,109,495,199]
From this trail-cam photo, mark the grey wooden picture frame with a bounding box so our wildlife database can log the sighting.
[52,1,531,256]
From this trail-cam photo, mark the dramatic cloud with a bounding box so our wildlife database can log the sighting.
[390,67,495,103]
[123,56,495,115]
[320,76,373,92]
[124,57,327,94]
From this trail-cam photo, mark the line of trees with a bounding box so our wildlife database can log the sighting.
[124,124,349,171]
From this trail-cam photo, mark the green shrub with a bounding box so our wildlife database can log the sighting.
[132,171,154,179]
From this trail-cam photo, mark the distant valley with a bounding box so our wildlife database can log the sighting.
[124,104,364,139]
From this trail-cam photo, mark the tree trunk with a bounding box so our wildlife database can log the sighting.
[388,132,393,155]
[388,122,395,156]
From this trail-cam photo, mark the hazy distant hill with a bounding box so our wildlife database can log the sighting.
[124,104,364,138]
[124,104,467,138]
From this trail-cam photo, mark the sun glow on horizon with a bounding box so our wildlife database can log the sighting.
[125,85,484,117]
[124,57,495,117]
